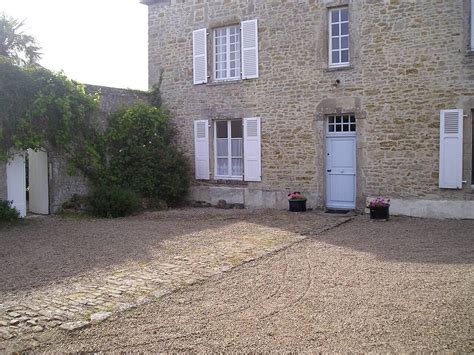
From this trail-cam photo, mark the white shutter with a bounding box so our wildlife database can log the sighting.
[439,109,463,189]
[241,19,259,79]
[193,28,207,84]
[471,0,474,51]
[194,120,210,180]
[243,117,261,181]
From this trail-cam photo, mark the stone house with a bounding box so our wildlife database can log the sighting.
[142,0,474,218]
[0,86,148,216]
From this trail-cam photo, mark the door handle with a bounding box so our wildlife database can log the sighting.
[327,169,332,172]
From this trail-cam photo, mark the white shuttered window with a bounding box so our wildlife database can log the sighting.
[471,0,474,51]
[194,120,210,179]
[214,26,241,81]
[439,109,463,189]
[241,19,259,79]
[215,120,244,178]
[193,29,208,84]
[243,117,262,182]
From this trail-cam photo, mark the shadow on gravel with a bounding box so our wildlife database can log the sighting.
[310,215,474,265]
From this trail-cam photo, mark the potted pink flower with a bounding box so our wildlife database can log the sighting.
[288,191,307,212]
[368,196,390,220]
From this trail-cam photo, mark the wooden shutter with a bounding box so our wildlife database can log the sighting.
[193,28,207,84]
[194,120,210,180]
[439,109,463,189]
[241,19,259,79]
[243,117,261,181]
[471,0,474,51]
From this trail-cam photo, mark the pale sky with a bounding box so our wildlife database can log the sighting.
[1,0,148,90]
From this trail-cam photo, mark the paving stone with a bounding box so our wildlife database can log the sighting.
[59,321,90,331]
[90,312,112,324]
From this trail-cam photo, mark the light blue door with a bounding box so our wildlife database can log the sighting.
[326,135,356,209]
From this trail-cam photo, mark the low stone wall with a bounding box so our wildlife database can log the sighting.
[190,185,319,210]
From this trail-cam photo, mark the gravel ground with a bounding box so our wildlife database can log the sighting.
[0,208,337,292]
[31,215,473,352]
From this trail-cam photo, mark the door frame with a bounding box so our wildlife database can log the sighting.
[325,128,357,210]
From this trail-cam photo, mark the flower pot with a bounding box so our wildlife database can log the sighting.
[289,199,306,212]
[370,206,389,220]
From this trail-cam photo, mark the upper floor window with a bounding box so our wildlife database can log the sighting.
[193,20,258,85]
[329,7,349,68]
[214,26,241,81]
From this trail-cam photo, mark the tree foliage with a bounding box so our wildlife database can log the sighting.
[0,59,99,162]
[0,13,41,65]
[100,104,190,206]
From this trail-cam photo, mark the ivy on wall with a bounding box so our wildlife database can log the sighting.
[0,58,100,162]
[0,59,190,209]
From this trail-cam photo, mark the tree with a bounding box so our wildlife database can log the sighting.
[0,13,41,65]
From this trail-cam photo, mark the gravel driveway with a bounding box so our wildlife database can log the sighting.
[0,208,348,351]
[23,214,474,352]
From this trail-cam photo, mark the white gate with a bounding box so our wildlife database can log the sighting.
[6,153,27,217]
[325,115,357,209]
[28,149,49,215]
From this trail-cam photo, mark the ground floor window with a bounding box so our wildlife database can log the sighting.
[215,119,243,178]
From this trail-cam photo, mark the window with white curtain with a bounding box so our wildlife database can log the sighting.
[214,25,241,80]
[215,119,243,178]
[329,7,349,67]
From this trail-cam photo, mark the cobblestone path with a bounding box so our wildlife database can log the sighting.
[0,208,348,345]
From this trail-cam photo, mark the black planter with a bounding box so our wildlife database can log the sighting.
[370,206,389,220]
[289,199,307,212]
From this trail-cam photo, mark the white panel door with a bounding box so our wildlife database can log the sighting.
[326,136,356,209]
[6,153,26,217]
[28,149,49,215]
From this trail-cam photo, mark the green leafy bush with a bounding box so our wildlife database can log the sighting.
[0,200,20,222]
[87,185,141,218]
[102,104,190,206]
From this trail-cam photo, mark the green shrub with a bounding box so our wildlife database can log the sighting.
[0,200,20,222]
[103,104,191,206]
[87,185,141,218]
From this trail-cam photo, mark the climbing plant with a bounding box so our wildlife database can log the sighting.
[0,58,100,162]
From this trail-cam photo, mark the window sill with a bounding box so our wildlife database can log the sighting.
[207,79,243,86]
[200,179,248,186]
[325,65,353,72]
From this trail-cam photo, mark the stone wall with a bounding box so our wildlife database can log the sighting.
[0,85,148,213]
[146,0,474,212]
[47,85,149,212]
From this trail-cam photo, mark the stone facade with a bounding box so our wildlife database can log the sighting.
[0,85,149,213]
[145,0,474,217]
